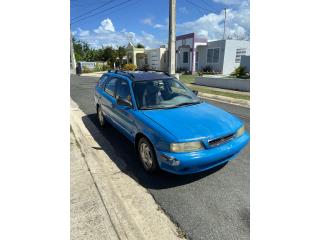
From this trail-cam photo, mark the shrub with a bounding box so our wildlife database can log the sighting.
[230,66,247,78]
[202,65,213,73]
[141,64,150,71]
[102,64,109,71]
[122,63,137,71]
[176,67,188,74]
[82,66,93,73]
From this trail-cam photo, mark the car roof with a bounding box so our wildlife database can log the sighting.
[107,70,173,81]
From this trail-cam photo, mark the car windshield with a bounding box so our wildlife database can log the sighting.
[132,78,200,110]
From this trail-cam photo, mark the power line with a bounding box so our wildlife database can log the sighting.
[72,0,116,21]
[199,0,214,9]
[71,0,134,25]
[184,0,214,14]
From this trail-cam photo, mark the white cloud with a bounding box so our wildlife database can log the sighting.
[136,31,164,49]
[78,28,90,37]
[179,7,189,14]
[141,17,153,26]
[94,18,115,33]
[73,18,164,49]
[141,17,166,30]
[153,24,166,29]
[177,2,249,40]
[198,30,208,38]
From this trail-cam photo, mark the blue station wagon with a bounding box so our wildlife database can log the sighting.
[94,70,249,175]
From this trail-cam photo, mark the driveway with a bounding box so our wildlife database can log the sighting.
[70,74,250,240]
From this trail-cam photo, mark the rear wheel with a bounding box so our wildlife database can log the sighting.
[97,105,105,127]
[138,137,158,173]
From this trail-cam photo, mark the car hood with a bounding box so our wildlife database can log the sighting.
[141,102,242,141]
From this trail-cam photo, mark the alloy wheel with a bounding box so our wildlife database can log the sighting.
[139,142,153,169]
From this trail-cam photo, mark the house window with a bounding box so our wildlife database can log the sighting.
[183,51,189,63]
[235,48,247,63]
[207,48,220,63]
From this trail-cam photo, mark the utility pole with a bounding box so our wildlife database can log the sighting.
[70,32,77,74]
[223,8,227,40]
[168,0,176,76]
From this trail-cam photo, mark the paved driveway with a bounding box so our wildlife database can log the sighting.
[71,75,250,240]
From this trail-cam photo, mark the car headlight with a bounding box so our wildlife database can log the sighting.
[170,141,203,152]
[235,125,245,138]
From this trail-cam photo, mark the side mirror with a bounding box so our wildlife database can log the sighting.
[116,97,132,108]
[192,90,199,96]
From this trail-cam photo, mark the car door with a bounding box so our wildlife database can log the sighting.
[113,78,136,140]
[95,74,108,105]
[100,77,119,123]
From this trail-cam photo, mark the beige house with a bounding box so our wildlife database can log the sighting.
[126,42,146,67]
[126,42,168,71]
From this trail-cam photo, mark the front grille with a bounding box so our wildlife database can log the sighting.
[208,133,234,147]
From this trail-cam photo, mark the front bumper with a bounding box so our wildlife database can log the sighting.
[156,132,249,175]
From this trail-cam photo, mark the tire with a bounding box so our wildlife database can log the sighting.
[137,137,158,173]
[97,105,105,127]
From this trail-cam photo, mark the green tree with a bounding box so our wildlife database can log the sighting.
[136,43,145,48]
[117,46,126,65]
[102,47,117,66]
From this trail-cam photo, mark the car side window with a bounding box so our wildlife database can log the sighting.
[98,75,108,89]
[104,78,118,97]
[116,79,132,103]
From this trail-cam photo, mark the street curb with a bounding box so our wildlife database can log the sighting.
[70,99,186,240]
[198,92,250,108]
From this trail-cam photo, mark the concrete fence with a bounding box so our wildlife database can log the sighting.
[195,75,250,92]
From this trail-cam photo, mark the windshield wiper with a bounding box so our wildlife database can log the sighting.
[140,106,168,110]
[172,101,201,108]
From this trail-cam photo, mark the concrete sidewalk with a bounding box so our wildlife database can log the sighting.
[71,130,119,240]
[70,99,185,240]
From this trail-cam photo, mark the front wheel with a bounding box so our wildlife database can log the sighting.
[97,105,105,127]
[138,137,158,173]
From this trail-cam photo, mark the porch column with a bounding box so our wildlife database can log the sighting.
[133,52,137,66]
[191,47,196,73]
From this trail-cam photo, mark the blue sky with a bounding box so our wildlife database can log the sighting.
[71,0,249,48]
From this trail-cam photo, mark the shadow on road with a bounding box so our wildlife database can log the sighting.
[82,114,228,190]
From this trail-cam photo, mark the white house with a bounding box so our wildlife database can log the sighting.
[145,46,168,71]
[175,33,250,75]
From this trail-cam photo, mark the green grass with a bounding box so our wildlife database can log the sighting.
[179,74,196,84]
[179,74,250,101]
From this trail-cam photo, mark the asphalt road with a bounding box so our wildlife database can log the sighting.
[71,75,250,240]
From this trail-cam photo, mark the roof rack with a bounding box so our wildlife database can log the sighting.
[108,69,135,79]
[136,69,171,77]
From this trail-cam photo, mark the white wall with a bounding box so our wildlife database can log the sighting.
[145,48,167,71]
[195,76,250,91]
[196,40,250,75]
[197,40,226,73]
[222,40,250,75]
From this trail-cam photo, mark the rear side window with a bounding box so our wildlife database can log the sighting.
[116,80,132,103]
[104,78,118,97]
